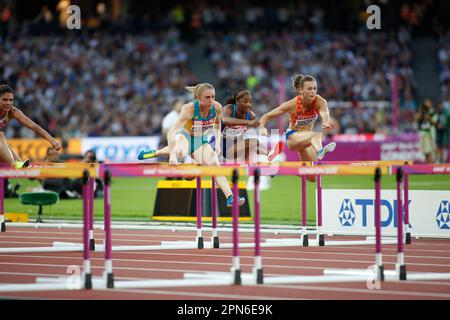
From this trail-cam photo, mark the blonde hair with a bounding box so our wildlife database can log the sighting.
[185,83,215,99]
[292,74,316,90]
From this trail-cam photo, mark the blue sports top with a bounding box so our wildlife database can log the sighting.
[222,104,250,139]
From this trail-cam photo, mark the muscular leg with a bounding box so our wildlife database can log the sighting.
[256,139,268,155]
[299,146,318,162]
[0,133,15,166]
[245,138,263,164]
[8,145,21,161]
[172,134,190,159]
[287,131,323,152]
[223,139,246,164]
[192,144,232,199]
[155,146,169,157]
[298,147,318,182]
[287,131,320,182]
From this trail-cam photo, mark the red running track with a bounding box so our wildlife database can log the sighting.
[0,226,449,300]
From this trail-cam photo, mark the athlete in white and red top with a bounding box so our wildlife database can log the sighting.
[259,74,336,181]
[0,84,61,168]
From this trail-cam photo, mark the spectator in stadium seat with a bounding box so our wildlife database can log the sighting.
[434,103,449,164]
[416,99,437,163]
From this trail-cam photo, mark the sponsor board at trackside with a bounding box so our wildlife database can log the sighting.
[0,169,42,177]
[321,189,450,238]
[81,137,160,162]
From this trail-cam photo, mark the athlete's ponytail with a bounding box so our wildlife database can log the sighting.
[292,74,316,90]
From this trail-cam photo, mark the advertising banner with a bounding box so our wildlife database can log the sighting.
[283,133,431,162]
[8,138,81,161]
[321,189,450,238]
[81,136,160,162]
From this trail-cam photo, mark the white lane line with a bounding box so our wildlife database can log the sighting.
[98,288,298,300]
[263,283,450,299]
[87,250,450,261]
[1,256,450,274]
[2,235,449,251]
[2,253,450,269]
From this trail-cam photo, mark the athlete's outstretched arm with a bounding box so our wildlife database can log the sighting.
[222,105,260,127]
[12,107,61,151]
[259,99,296,135]
[317,98,332,129]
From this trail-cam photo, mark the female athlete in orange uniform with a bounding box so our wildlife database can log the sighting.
[259,74,336,180]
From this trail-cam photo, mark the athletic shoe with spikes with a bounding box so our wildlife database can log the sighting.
[226,195,246,207]
[13,159,30,169]
[137,148,156,160]
[317,142,336,160]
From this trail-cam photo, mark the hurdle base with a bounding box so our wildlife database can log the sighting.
[231,268,241,285]
[197,236,204,249]
[302,234,309,247]
[254,268,264,284]
[212,236,220,249]
[397,264,407,280]
[106,273,114,289]
[318,234,325,246]
[84,273,92,289]
[378,265,385,282]
[405,232,411,245]
[90,239,96,251]
[1,222,5,232]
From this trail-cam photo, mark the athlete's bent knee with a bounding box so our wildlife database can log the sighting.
[174,146,187,158]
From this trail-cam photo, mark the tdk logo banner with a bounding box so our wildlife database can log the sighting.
[322,189,450,238]
[338,200,356,226]
[338,198,411,228]
[436,201,450,230]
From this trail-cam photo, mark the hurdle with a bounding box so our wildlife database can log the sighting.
[211,176,220,248]
[324,163,450,282]
[6,162,446,292]
[100,164,245,289]
[0,165,95,292]
[94,163,247,252]
[0,177,4,232]
[260,161,405,248]
[0,163,97,254]
[183,164,392,286]
[236,163,449,286]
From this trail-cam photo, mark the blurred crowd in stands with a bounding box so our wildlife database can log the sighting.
[205,28,415,134]
[438,29,450,107]
[1,31,197,139]
[0,0,448,157]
